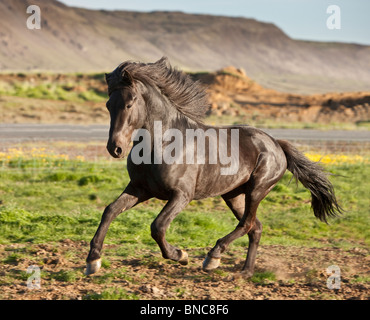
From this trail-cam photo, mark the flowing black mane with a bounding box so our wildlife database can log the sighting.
[106,57,210,122]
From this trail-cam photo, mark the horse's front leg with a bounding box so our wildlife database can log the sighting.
[85,182,149,275]
[151,190,191,265]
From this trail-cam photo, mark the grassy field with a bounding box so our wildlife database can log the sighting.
[0,147,368,299]
[0,149,368,250]
[0,73,107,103]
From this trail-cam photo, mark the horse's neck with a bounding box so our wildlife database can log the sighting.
[143,85,197,133]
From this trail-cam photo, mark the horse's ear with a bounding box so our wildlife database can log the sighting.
[122,70,134,85]
[156,56,170,68]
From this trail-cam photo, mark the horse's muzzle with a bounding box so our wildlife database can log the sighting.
[107,141,125,158]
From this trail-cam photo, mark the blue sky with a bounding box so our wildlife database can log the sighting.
[58,0,370,45]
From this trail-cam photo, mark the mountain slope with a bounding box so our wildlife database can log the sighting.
[1,0,370,93]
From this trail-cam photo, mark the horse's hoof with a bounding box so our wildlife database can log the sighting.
[85,259,101,276]
[239,270,254,279]
[178,250,189,265]
[202,255,220,271]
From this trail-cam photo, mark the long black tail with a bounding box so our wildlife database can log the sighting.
[278,140,343,223]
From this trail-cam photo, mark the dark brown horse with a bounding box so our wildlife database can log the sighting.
[85,57,342,277]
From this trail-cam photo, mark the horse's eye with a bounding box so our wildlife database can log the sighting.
[126,96,136,109]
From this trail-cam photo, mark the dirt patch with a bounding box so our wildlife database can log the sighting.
[1,240,368,300]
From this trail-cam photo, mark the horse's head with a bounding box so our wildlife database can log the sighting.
[105,69,146,158]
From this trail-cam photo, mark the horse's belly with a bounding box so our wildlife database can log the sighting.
[193,162,252,199]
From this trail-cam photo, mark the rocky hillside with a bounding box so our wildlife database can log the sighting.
[194,67,370,124]
[1,0,370,93]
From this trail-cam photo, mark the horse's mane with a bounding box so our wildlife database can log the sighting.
[106,57,210,122]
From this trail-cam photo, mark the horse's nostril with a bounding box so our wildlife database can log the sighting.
[115,147,122,156]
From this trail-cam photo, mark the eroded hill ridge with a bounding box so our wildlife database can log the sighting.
[1,0,370,93]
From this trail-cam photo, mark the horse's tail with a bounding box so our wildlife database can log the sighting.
[277,140,343,223]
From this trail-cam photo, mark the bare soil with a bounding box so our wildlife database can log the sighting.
[1,240,368,300]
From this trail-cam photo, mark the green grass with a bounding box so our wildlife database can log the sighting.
[50,270,79,282]
[250,271,276,284]
[0,155,368,300]
[0,157,369,254]
[83,288,140,300]
[0,81,107,103]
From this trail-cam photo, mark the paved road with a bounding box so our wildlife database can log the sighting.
[0,124,369,142]
[0,124,109,142]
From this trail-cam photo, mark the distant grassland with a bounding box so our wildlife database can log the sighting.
[0,149,368,254]
[0,73,107,103]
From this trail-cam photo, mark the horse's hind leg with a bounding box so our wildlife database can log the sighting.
[203,192,262,275]
[202,193,245,271]
[203,153,283,276]
[203,185,268,275]
[222,193,263,277]
[223,192,245,221]
[242,219,262,277]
